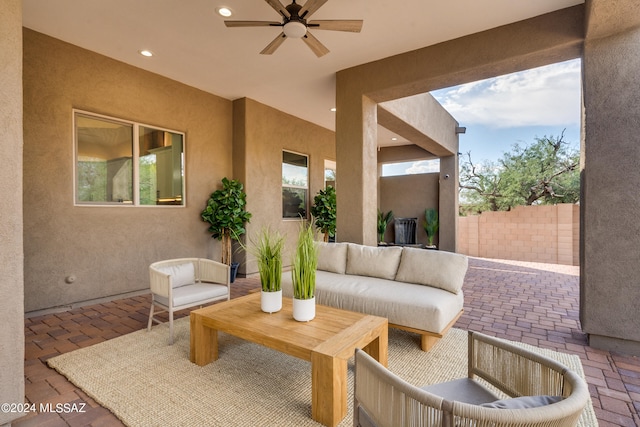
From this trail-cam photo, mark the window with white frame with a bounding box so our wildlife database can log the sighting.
[74,110,185,206]
[282,151,308,219]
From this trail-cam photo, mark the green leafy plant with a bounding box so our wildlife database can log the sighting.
[250,227,285,293]
[423,208,439,247]
[291,222,318,300]
[311,186,336,242]
[377,209,394,243]
[201,177,252,265]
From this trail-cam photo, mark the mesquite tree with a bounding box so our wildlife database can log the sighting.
[460,131,579,213]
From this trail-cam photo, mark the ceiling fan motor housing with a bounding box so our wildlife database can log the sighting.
[283,1,307,38]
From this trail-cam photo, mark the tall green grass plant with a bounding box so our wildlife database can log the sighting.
[250,227,285,293]
[292,222,318,300]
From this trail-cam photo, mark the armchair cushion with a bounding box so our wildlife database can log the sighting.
[155,283,229,308]
[158,263,195,288]
[481,395,564,409]
[421,378,501,405]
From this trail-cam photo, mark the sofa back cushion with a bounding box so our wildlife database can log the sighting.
[346,244,403,280]
[316,242,349,274]
[158,262,196,288]
[395,247,468,294]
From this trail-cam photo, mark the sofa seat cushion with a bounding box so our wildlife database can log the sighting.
[282,270,463,334]
[155,283,228,308]
[395,247,468,294]
[346,244,403,280]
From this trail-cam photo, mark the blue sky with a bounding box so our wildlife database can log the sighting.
[382,59,582,175]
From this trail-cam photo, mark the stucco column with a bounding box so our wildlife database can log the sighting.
[335,90,378,245]
[0,0,26,424]
[439,155,459,252]
[581,0,640,355]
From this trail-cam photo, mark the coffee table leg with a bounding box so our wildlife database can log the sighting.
[311,352,347,427]
[362,326,388,367]
[190,312,218,366]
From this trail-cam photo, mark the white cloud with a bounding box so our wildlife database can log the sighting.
[381,160,440,177]
[432,59,581,129]
[405,160,440,175]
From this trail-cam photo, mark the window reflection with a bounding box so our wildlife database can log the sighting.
[76,114,133,203]
[75,111,185,206]
[282,151,308,219]
[139,127,184,205]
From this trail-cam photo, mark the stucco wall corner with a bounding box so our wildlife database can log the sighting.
[0,0,25,424]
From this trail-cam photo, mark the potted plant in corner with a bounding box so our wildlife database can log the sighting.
[377,209,394,245]
[311,185,336,242]
[291,221,318,322]
[423,208,439,249]
[251,227,285,313]
[201,177,252,282]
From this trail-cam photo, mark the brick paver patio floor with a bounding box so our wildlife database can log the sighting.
[16,257,640,426]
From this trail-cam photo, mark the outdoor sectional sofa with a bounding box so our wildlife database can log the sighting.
[281,242,469,351]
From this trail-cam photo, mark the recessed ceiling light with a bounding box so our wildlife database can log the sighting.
[139,50,153,57]
[330,107,336,112]
[217,7,233,17]
[391,137,398,141]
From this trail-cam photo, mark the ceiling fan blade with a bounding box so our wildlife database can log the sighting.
[225,21,281,27]
[309,20,363,33]
[264,0,290,18]
[299,0,328,19]
[260,32,287,55]
[302,31,329,57]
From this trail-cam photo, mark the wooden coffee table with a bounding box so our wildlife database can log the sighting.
[190,292,388,427]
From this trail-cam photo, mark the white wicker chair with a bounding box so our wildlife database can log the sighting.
[354,331,590,427]
[148,258,230,344]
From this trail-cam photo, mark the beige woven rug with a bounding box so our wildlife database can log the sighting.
[48,319,597,427]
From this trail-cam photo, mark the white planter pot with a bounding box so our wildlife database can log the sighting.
[261,290,282,313]
[292,297,315,322]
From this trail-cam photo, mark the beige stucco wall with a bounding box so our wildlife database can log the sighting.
[582,0,640,354]
[23,29,233,313]
[233,98,336,275]
[0,0,25,423]
[379,94,459,157]
[377,94,460,252]
[379,174,439,246]
[458,204,579,266]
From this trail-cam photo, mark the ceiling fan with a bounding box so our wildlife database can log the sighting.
[224,0,363,57]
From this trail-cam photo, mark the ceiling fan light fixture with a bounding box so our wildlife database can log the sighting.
[283,21,307,38]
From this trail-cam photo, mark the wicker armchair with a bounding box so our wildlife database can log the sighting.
[354,331,589,427]
[148,258,230,344]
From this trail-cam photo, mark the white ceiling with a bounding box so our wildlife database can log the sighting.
[22,0,583,147]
